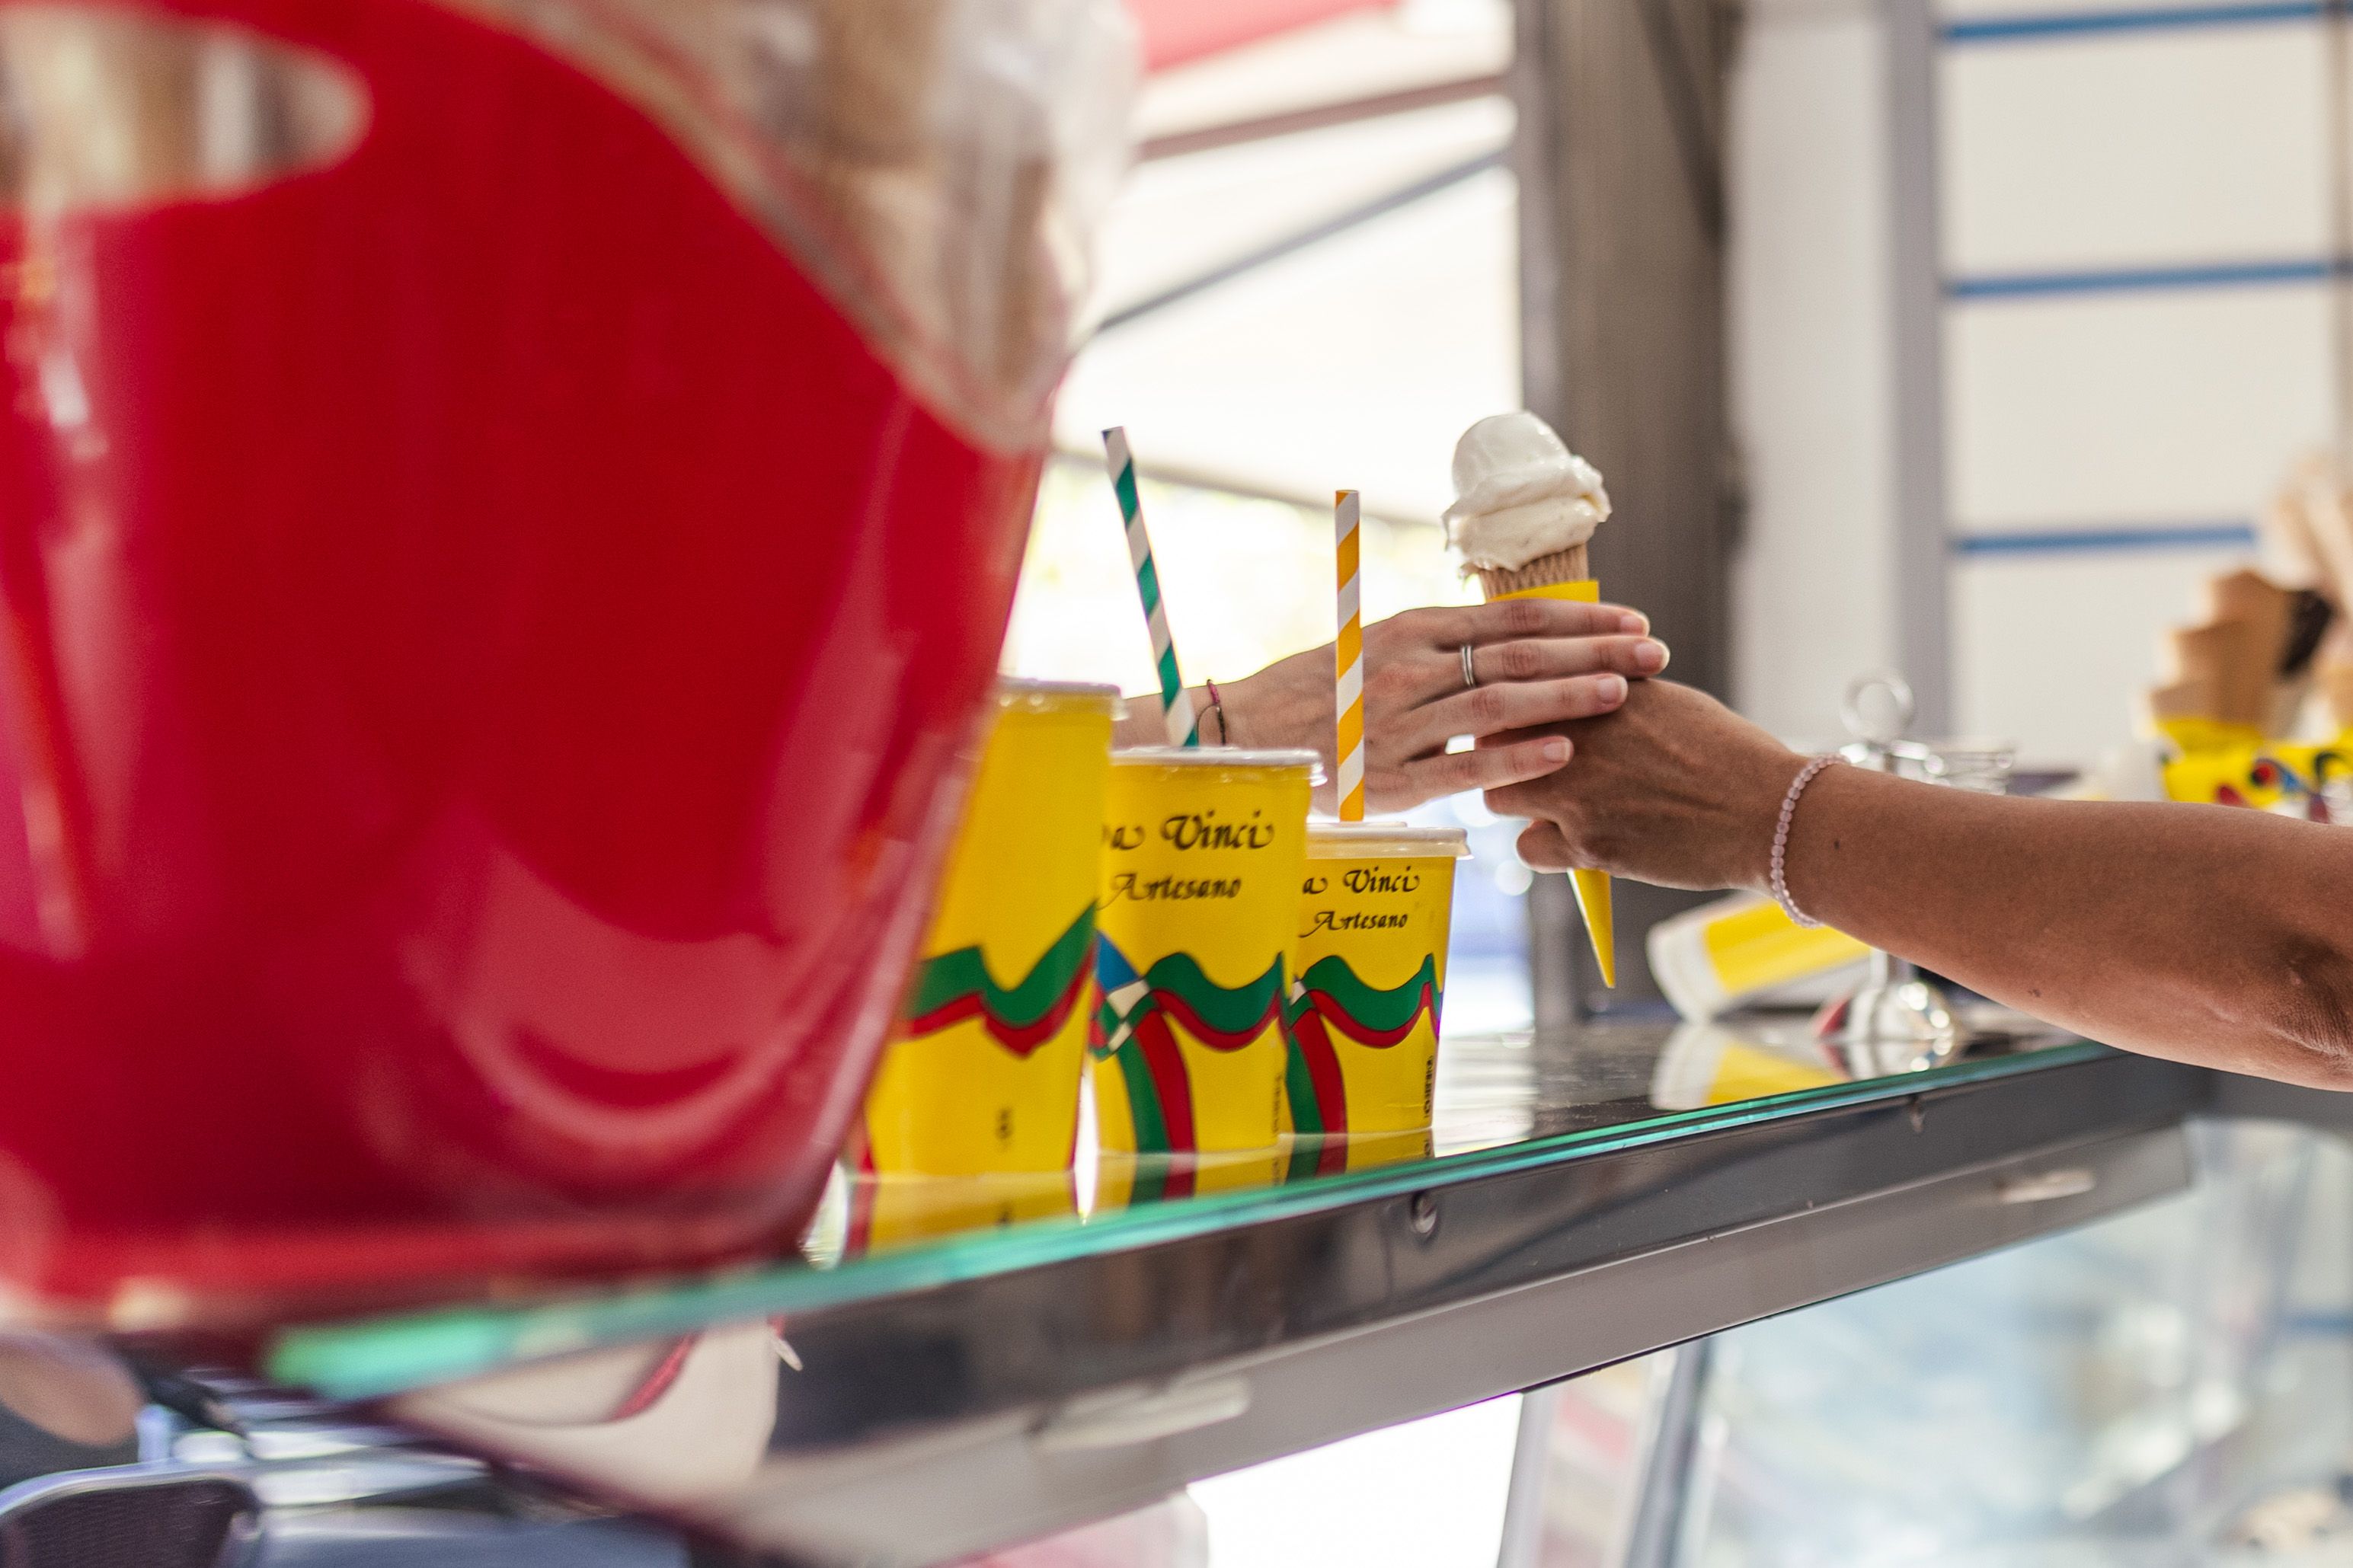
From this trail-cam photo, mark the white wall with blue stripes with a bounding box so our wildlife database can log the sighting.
[1731,0,2342,760]
[1731,0,1900,749]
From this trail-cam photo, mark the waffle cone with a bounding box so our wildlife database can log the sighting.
[2169,619,2271,730]
[1475,543,1590,599]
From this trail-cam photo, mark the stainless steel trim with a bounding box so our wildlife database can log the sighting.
[1997,1167,2098,1204]
[1033,1378,1252,1454]
[708,1124,2191,1566]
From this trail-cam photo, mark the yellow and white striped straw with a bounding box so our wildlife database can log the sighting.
[1334,490,1365,821]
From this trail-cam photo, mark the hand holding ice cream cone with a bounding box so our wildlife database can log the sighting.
[1110,601,1664,810]
[1446,411,1624,986]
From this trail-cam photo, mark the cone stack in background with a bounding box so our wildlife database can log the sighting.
[2271,458,2353,734]
[2148,458,2353,740]
[2150,571,2289,736]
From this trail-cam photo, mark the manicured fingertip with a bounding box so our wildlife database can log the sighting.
[1597,674,1629,704]
[1616,610,1649,634]
[1634,639,1668,673]
[1540,737,1571,763]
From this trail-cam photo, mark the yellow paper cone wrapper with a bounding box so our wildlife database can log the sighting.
[1483,573,1616,987]
[1568,867,1616,988]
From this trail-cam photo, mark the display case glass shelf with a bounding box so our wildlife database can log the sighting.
[238,1011,2319,1568]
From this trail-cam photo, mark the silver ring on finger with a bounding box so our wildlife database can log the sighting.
[1459,643,1479,688]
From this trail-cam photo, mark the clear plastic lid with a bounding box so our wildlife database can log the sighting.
[1306,822,1472,859]
[1113,747,1322,775]
[995,678,1121,713]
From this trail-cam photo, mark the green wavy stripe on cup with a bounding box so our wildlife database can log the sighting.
[1288,953,1441,1034]
[903,905,1097,1027]
[1137,950,1286,1042]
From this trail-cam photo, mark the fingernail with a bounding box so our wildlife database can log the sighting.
[1635,639,1668,672]
[1598,674,1629,703]
[1542,737,1571,762]
[1618,612,1649,634]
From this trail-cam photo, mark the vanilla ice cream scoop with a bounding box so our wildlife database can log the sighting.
[1442,411,1611,573]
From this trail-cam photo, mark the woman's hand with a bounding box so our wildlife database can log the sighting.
[1483,680,1805,891]
[1211,598,1669,813]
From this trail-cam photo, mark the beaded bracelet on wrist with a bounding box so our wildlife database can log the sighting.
[1770,755,1838,928]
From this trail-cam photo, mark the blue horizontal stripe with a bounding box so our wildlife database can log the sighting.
[1943,2,2319,43]
[1950,257,2336,299]
[1954,522,2257,556]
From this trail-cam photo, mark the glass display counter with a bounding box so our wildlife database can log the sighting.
[218,1007,2337,1568]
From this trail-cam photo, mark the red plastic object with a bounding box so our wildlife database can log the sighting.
[0,0,1041,1321]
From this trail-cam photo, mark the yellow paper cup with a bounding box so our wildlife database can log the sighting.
[1286,822,1466,1177]
[1647,893,1871,1023]
[860,679,1119,1177]
[1090,748,1316,1194]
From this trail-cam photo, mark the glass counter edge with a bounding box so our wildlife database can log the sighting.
[263,1039,2114,1400]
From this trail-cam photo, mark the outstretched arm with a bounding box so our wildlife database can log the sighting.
[1485,682,2353,1090]
[1114,597,1670,813]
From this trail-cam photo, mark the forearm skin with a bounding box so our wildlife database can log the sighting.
[1783,767,2353,1090]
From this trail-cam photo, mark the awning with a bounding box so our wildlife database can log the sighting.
[1128,0,1392,71]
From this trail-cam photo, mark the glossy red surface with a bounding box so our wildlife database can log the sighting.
[0,0,1040,1317]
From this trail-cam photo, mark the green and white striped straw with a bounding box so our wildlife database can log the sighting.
[1102,426,1199,747]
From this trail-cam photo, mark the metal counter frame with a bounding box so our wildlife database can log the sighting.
[244,1037,2353,1567]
